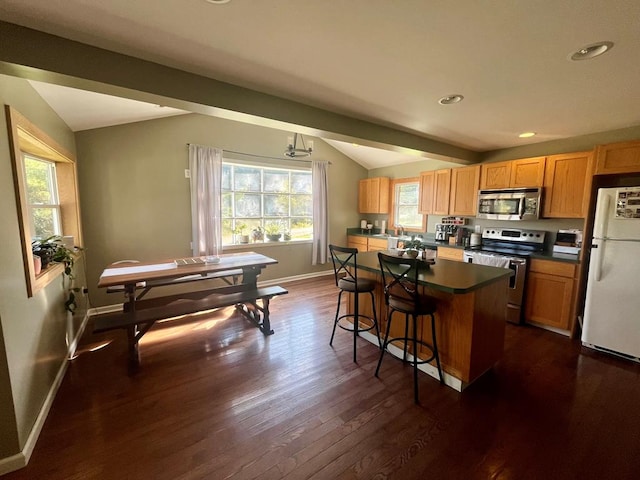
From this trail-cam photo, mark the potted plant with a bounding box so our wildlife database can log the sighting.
[264,223,282,241]
[251,226,264,243]
[403,238,423,259]
[232,222,249,244]
[32,236,83,312]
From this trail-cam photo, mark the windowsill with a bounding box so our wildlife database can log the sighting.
[223,240,313,251]
[33,262,64,295]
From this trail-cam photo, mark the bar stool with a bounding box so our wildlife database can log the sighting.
[329,244,381,363]
[376,252,443,404]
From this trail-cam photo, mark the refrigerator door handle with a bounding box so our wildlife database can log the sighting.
[594,241,604,282]
[595,193,610,238]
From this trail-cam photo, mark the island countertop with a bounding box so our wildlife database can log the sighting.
[350,250,513,294]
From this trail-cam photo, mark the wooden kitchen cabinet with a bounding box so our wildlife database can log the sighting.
[367,237,388,252]
[510,156,546,187]
[480,161,511,189]
[418,170,435,214]
[594,140,640,175]
[525,259,577,331]
[433,169,451,215]
[347,235,368,251]
[543,151,593,218]
[437,246,464,262]
[358,177,390,214]
[449,165,481,216]
[480,156,545,189]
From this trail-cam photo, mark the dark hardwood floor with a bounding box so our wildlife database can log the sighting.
[5,276,640,479]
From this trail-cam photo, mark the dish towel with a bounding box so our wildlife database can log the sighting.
[471,252,511,268]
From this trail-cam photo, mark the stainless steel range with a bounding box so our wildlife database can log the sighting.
[463,227,546,324]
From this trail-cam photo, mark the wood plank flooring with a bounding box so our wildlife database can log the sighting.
[5,276,640,479]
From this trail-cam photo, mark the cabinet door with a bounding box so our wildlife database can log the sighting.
[543,152,593,218]
[358,179,370,213]
[449,165,481,216]
[594,140,640,175]
[510,156,545,187]
[432,169,451,215]
[418,171,435,214]
[375,177,390,214]
[367,237,388,252]
[480,161,511,189]
[436,246,464,262]
[525,271,574,330]
[347,235,368,251]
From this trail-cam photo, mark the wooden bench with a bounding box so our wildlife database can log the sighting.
[93,285,288,366]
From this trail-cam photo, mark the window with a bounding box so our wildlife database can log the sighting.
[391,178,425,231]
[24,155,62,240]
[222,162,313,244]
[6,106,82,296]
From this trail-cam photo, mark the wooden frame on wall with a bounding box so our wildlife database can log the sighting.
[5,105,82,297]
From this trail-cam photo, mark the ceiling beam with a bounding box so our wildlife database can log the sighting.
[0,21,478,164]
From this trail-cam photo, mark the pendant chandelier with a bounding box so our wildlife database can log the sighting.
[284,133,314,158]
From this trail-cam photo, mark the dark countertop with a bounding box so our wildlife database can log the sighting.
[346,231,581,264]
[351,250,513,294]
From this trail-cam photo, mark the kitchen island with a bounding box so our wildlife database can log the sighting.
[345,250,513,391]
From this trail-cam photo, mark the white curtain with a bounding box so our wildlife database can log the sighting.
[189,144,222,258]
[312,160,329,265]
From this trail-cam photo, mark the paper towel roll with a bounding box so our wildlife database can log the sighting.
[381,220,386,233]
[360,220,367,229]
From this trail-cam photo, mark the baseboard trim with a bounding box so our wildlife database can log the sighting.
[0,311,90,475]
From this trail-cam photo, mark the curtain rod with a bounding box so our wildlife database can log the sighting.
[186,143,331,165]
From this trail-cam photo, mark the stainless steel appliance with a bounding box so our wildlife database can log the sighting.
[582,186,640,361]
[477,187,541,221]
[463,227,546,324]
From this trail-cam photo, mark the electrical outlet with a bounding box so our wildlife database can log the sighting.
[184,169,190,178]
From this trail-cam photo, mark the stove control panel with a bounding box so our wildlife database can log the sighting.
[482,228,546,244]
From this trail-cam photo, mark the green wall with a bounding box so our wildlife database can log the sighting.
[0,75,88,466]
[75,113,366,307]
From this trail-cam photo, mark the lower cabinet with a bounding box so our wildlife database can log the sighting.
[437,246,464,262]
[525,259,577,331]
[347,235,368,251]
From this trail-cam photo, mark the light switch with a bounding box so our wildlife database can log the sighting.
[184,169,191,178]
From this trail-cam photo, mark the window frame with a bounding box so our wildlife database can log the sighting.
[6,106,82,297]
[389,177,426,233]
[222,161,313,245]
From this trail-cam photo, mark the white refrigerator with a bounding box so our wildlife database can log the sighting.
[582,186,640,360]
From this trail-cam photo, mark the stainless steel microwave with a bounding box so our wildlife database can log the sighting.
[477,187,541,221]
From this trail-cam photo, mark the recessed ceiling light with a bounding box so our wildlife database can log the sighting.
[438,94,464,105]
[518,132,536,138]
[352,143,360,147]
[570,41,614,61]
[205,0,231,4]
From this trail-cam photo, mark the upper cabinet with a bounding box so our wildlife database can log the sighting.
[480,156,545,189]
[358,177,390,214]
[450,165,481,216]
[418,169,451,215]
[594,140,640,175]
[543,151,594,218]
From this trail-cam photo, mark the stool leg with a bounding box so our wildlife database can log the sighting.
[412,314,419,404]
[403,313,409,362]
[369,291,382,348]
[431,312,444,384]
[375,309,394,377]
[353,291,359,363]
[329,290,343,346]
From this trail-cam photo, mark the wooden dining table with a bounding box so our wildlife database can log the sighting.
[95,252,287,367]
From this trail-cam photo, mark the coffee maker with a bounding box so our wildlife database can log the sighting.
[435,224,456,241]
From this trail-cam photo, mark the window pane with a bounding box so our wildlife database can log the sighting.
[264,194,289,217]
[222,193,232,217]
[264,170,289,193]
[32,207,60,239]
[398,183,419,205]
[233,166,261,192]
[291,194,312,216]
[291,218,313,240]
[222,164,232,190]
[397,206,422,227]
[291,173,312,194]
[25,157,55,204]
[234,193,261,217]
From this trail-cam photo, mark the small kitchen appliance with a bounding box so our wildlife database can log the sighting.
[553,229,582,255]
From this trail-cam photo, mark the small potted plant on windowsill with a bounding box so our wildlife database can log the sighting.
[264,223,282,242]
[232,222,249,244]
[32,236,83,312]
[251,226,264,243]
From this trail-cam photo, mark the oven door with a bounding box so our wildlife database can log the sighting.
[463,252,527,324]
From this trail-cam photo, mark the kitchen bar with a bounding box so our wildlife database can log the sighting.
[344,250,513,391]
